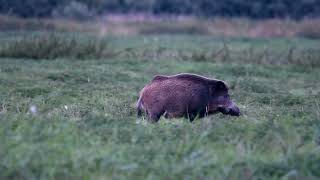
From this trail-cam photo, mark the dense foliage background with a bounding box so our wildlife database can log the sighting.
[1,0,320,19]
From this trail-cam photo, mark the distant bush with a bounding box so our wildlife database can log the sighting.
[52,1,96,21]
[0,0,65,18]
[0,33,114,59]
[1,0,320,19]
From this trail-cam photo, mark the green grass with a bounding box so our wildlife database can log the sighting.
[0,32,320,180]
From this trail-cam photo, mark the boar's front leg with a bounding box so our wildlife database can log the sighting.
[186,109,207,122]
[185,111,198,122]
[148,109,165,123]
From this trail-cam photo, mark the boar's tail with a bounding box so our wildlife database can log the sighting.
[136,97,143,117]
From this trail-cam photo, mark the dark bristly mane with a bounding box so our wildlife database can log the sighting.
[153,73,227,87]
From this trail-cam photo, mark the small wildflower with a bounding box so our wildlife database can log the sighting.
[29,105,37,115]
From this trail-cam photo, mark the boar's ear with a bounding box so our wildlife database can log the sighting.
[216,81,228,91]
[210,81,228,95]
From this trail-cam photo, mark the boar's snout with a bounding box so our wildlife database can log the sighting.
[228,103,240,116]
[218,102,241,116]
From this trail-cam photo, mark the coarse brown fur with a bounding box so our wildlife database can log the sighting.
[137,73,239,122]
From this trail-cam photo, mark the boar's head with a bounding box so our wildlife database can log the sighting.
[207,81,240,116]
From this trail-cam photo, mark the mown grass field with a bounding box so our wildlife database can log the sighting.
[0,32,320,179]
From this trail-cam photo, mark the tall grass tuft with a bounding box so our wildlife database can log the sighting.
[0,33,114,59]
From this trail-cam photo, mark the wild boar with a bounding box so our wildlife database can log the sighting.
[136,73,240,122]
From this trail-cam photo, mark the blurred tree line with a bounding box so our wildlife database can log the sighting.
[0,0,320,19]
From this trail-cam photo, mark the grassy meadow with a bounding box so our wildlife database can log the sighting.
[0,32,320,179]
